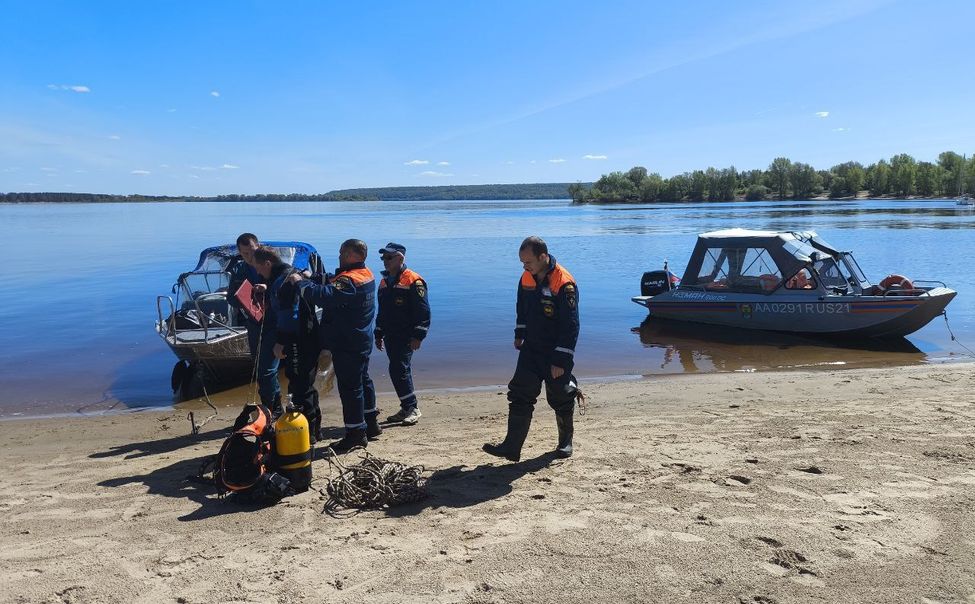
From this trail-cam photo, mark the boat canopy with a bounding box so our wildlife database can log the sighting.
[191,241,320,273]
[681,229,843,286]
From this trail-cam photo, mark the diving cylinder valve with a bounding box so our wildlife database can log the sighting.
[273,397,312,493]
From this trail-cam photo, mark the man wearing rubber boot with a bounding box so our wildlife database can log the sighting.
[289,239,379,453]
[375,242,430,426]
[484,236,579,462]
[253,247,323,440]
[228,233,282,415]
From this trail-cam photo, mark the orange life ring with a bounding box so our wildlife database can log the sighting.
[879,274,914,291]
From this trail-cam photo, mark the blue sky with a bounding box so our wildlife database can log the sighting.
[1,0,973,195]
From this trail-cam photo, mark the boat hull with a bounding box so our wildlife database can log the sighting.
[632,287,956,338]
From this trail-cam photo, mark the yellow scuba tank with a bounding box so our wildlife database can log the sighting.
[273,400,312,493]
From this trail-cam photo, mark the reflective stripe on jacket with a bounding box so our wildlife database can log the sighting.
[514,256,579,367]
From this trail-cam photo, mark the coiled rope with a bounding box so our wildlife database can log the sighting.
[319,450,428,516]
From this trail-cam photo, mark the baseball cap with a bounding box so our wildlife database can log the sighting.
[379,242,406,257]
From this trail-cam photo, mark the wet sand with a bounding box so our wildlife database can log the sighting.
[1,364,974,603]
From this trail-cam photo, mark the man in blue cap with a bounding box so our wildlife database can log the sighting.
[375,242,431,426]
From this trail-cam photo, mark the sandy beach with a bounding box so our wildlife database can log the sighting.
[1,363,974,604]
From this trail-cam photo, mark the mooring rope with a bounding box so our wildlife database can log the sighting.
[319,450,428,516]
[942,311,975,359]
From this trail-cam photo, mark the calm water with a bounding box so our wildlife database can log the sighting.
[1,198,973,418]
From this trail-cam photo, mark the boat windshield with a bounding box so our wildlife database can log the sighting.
[840,253,870,287]
[814,256,859,294]
[697,246,784,293]
[179,271,231,303]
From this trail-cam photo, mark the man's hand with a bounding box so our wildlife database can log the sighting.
[286,273,303,285]
[254,283,267,293]
[550,365,565,379]
[273,343,286,359]
[375,336,384,351]
[410,338,422,351]
[514,338,523,350]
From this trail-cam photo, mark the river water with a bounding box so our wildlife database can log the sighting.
[1,198,972,418]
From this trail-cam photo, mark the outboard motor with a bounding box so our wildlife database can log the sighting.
[641,270,678,297]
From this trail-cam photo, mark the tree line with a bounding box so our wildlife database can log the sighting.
[569,151,974,204]
[0,183,582,204]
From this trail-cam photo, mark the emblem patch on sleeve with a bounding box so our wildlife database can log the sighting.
[415,282,427,298]
[564,283,577,309]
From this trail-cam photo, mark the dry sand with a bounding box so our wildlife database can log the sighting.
[1,363,974,604]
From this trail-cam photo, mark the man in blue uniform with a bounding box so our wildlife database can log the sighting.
[252,247,322,437]
[227,233,281,414]
[484,236,580,462]
[374,242,430,426]
[288,239,378,453]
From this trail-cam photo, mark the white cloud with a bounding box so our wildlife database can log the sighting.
[210,91,221,97]
[222,163,239,169]
[74,169,88,174]
[108,135,121,140]
[192,165,217,171]
[1,167,21,173]
[529,160,537,164]
[815,111,829,118]
[505,161,515,165]
[404,159,429,165]
[549,158,566,164]
[48,84,90,93]
[419,171,452,177]
[437,161,450,166]
[131,169,150,175]
[159,164,170,168]
[40,167,58,172]
[188,174,201,179]
[832,127,850,132]
[167,108,177,113]
[583,154,608,160]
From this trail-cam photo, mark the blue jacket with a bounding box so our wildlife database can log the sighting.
[269,263,318,345]
[514,256,579,368]
[227,256,264,324]
[375,267,431,341]
[297,263,376,354]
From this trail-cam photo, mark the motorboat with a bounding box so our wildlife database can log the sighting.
[156,241,322,400]
[956,195,974,206]
[632,229,956,338]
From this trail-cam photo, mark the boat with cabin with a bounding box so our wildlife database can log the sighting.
[156,241,322,400]
[632,229,956,338]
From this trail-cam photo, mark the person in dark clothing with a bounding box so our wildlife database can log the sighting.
[484,236,580,462]
[227,233,281,413]
[288,239,378,453]
[374,242,430,426]
[252,247,322,438]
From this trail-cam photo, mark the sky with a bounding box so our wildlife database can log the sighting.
[1,0,973,195]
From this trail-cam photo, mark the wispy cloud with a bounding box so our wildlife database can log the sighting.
[437,161,451,166]
[222,163,239,169]
[505,161,515,165]
[583,154,608,160]
[404,159,429,165]
[159,164,170,168]
[131,169,150,175]
[815,111,830,118]
[832,127,850,132]
[548,158,567,164]
[108,135,121,140]
[210,91,221,97]
[167,108,177,113]
[40,167,58,172]
[48,84,90,93]
[191,165,217,171]
[419,170,452,177]
[74,169,88,174]
[188,174,201,179]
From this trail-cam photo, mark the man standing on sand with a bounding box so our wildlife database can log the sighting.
[374,242,430,426]
[288,239,379,452]
[483,236,580,462]
[228,233,281,414]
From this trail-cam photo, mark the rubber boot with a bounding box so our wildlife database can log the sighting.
[365,413,383,441]
[482,414,532,462]
[555,410,574,458]
[327,428,368,454]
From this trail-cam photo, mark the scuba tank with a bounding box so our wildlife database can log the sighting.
[273,397,312,493]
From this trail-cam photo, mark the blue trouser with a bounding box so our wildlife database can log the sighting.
[507,346,577,418]
[384,335,418,412]
[331,350,377,430]
[246,320,281,407]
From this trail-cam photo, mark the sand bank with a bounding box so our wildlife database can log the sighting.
[1,364,974,603]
